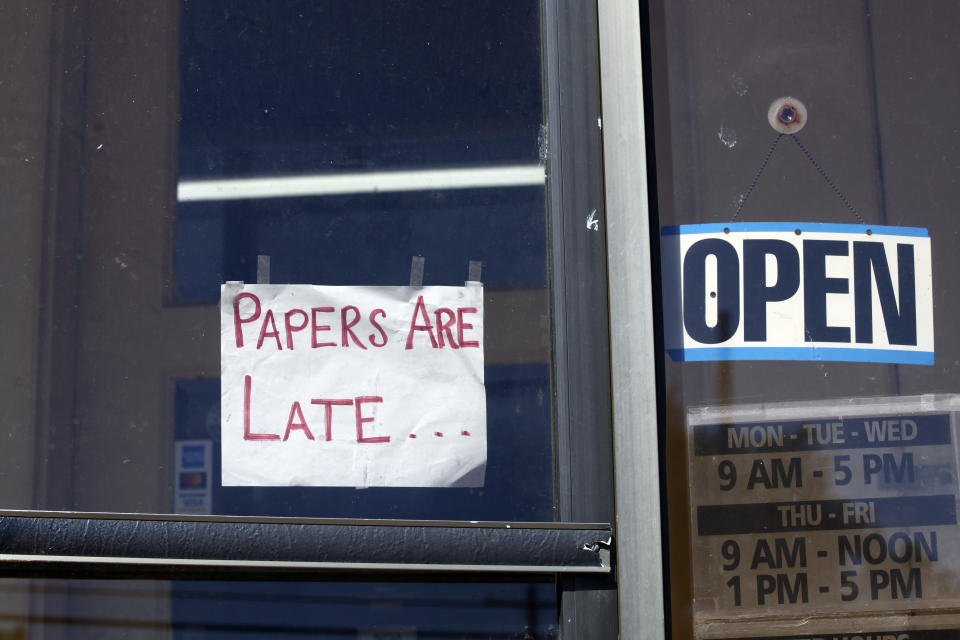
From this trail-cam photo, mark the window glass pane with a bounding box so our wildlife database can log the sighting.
[6,1,553,520]
[0,578,557,639]
[650,1,960,637]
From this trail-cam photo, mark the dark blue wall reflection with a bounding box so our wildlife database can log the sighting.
[169,581,557,639]
[175,363,551,521]
[179,1,542,178]
[175,0,552,521]
[175,187,547,301]
[177,0,546,302]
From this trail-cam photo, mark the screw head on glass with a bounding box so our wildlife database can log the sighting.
[767,97,807,134]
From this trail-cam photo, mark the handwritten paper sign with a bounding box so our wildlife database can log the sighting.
[220,283,486,487]
[661,223,934,364]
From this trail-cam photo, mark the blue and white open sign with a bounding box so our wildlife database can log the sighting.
[661,223,934,365]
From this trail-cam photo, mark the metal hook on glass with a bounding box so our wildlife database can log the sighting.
[767,96,808,134]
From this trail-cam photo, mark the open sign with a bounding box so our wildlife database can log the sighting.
[661,223,934,364]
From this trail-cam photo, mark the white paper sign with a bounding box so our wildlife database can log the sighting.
[661,223,934,364]
[220,284,486,487]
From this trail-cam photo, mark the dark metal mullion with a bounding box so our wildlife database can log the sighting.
[544,0,618,635]
[544,0,614,529]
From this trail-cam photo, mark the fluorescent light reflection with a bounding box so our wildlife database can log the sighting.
[177,165,546,202]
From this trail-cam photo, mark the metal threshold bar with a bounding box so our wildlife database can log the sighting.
[177,165,546,202]
[0,554,595,576]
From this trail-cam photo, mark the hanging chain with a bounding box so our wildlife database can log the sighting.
[790,134,864,224]
[732,132,863,224]
[731,134,783,222]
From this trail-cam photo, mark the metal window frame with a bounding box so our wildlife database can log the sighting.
[598,0,668,638]
[11,0,644,637]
